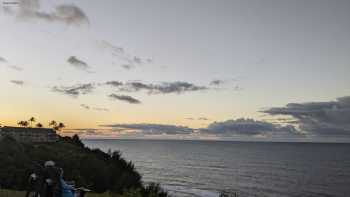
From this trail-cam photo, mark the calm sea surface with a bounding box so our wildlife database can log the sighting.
[83,139,350,197]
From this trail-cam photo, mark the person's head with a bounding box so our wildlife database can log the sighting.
[44,160,55,167]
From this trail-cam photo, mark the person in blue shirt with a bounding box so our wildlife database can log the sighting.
[59,168,75,197]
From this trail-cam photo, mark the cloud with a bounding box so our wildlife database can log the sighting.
[100,118,301,138]
[109,93,141,104]
[97,40,152,69]
[200,118,300,137]
[52,83,95,97]
[105,81,123,87]
[262,96,350,137]
[121,64,134,70]
[233,85,243,91]
[210,80,225,86]
[110,81,208,95]
[67,56,90,72]
[64,128,107,136]
[80,104,90,110]
[80,104,109,112]
[101,123,194,135]
[93,107,109,112]
[98,40,124,55]
[0,56,7,63]
[10,80,24,85]
[4,0,89,26]
[8,65,23,71]
[132,56,142,64]
[186,117,210,121]
[198,117,210,121]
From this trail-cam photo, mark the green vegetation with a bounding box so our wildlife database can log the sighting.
[0,135,169,197]
[0,189,25,197]
[0,189,110,197]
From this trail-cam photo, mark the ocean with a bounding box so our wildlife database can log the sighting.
[83,139,350,197]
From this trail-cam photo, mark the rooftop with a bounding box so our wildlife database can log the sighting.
[1,126,56,133]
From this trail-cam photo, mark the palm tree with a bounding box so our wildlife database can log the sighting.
[29,117,35,127]
[49,120,57,128]
[18,121,24,127]
[58,122,65,129]
[17,120,28,127]
[54,122,65,131]
[22,121,29,127]
[36,123,43,128]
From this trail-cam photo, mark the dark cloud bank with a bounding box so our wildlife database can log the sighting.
[101,118,300,138]
[262,96,350,137]
[100,96,350,140]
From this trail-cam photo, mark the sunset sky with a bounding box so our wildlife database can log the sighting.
[1,0,349,142]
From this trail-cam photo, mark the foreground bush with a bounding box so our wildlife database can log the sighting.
[0,135,144,194]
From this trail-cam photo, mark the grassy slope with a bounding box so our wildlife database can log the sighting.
[0,189,112,197]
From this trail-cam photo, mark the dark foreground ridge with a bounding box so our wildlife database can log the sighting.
[0,135,169,197]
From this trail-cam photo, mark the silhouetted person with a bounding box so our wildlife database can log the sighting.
[39,161,62,197]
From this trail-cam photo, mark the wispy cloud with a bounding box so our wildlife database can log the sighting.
[121,64,134,70]
[93,107,109,112]
[186,117,210,121]
[209,80,225,86]
[98,40,124,55]
[80,104,109,112]
[4,0,89,26]
[8,65,23,71]
[52,83,95,97]
[0,56,7,63]
[67,56,91,72]
[109,93,141,104]
[10,80,24,86]
[97,40,153,70]
[80,104,90,110]
[100,123,194,135]
[106,81,208,95]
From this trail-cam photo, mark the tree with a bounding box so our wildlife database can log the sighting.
[53,122,65,131]
[36,123,43,128]
[17,121,24,127]
[29,117,35,127]
[58,122,65,130]
[17,121,29,127]
[22,121,29,127]
[49,120,57,128]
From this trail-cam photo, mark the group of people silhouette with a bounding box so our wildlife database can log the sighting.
[25,161,89,197]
